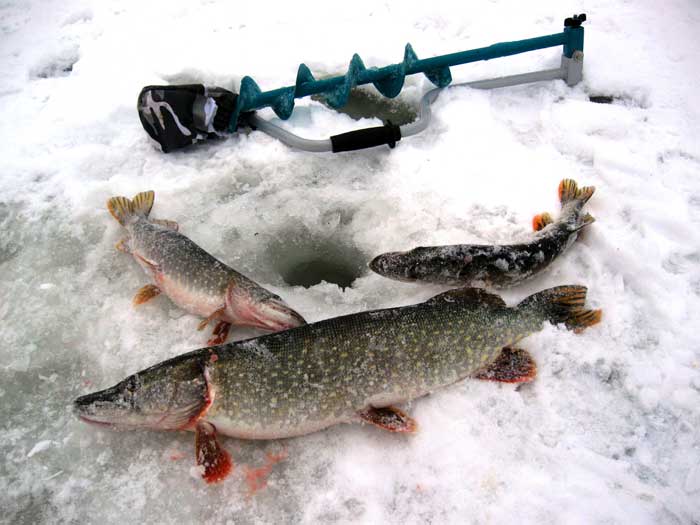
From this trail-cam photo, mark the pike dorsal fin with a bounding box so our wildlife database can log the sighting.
[532,212,554,232]
[427,287,506,307]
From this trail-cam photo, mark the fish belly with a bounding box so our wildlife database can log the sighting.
[206,413,352,440]
[153,271,224,318]
[128,222,231,318]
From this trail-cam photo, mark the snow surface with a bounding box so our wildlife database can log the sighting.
[1,0,699,523]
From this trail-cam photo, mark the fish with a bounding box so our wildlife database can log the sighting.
[369,179,596,287]
[107,191,306,345]
[74,284,601,484]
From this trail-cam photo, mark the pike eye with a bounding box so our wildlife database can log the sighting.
[126,378,135,392]
[125,376,139,394]
[123,376,140,408]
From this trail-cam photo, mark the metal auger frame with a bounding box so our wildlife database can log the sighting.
[137,14,586,153]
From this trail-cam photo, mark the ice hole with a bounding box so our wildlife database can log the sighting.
[312,87,417,125]
[267,231,368,290]
[284,259,359,289]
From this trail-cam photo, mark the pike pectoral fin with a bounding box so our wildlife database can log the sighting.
[197,306,226,331]
[195,421,233,484]
[152,219,179,231]
[358,406,418,434]
[132,284,161,306]
[132,252,161,273]
[207,321,231,346]
[474,347,537,383]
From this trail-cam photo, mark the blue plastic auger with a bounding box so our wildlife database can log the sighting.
[138,14,586,153]
[231,15,585,131]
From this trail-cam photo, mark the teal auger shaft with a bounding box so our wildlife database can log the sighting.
[228,16,585,131]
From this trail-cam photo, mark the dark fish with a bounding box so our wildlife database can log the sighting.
[370,179,595,287]
[107,191,305,345]
[75,285,601,483]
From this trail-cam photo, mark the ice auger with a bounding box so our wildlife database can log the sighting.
[138,14,586,153]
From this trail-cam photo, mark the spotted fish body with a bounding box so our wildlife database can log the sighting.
[203,287,546,439]
[75,285,601,443]
[369,179,596,287]
[107,191,305,342]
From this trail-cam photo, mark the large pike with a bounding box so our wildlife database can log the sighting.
[369,179,595,287]
[107,191,305,344]
[75,285,601,483]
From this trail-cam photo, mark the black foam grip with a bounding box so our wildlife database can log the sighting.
[330,122,401,153]
[212,91,238,131]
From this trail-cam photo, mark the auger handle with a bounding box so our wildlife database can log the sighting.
[330,122,401,152]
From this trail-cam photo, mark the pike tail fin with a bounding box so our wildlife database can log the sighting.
[107,191,155,226]
[518,285,602,333]
[558,179,595,206]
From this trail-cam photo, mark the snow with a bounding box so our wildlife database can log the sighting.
[26,440,53,458]
[1,0,699,523]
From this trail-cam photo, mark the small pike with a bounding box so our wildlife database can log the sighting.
[107,191,305,344]
[75,285,601,484]
[370,179,596,287]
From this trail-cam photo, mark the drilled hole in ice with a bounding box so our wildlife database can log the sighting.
[267,232,367,290]
[312,87,417,126]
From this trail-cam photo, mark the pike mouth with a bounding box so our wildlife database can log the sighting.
[249,298,306,331]
[369,252,417,282]
[74,389,126,428]
[369,252,397,273]
[75,363,212,431]
[77,414,118,428]
[74,400,119,428]
[74,393,183,430]
[74,383,162,430]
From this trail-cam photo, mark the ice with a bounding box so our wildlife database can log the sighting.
[1,0,700,523]
[27,440,53,458]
